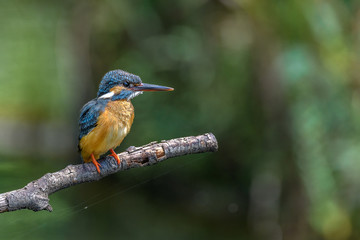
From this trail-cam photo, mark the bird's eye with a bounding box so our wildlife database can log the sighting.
[123,82,130,87]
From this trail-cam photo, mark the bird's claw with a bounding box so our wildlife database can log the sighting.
[91,158,101,174]
[110,149,121,165]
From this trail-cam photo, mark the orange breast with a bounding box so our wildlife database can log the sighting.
[80,100,134,162]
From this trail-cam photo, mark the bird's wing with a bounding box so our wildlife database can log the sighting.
[78,98,108,143]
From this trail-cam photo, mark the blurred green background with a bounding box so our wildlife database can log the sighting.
[1,0,360,239]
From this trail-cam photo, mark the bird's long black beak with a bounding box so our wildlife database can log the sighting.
[132,83,174,92]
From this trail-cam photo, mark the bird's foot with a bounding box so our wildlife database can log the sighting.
[110,149,121,165]
[91,154,101,173]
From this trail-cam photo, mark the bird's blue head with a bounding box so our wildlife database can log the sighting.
[97,69,173,101]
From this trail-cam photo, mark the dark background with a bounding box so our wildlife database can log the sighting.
[1,0,360,239]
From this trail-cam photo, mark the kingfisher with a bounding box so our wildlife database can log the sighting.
[78,70,173,173]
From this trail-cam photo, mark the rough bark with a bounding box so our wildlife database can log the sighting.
[0,133,218,213]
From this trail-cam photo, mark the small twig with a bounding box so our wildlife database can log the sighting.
[0,133,218,213]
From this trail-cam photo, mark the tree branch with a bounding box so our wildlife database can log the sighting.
[0,133,218,213]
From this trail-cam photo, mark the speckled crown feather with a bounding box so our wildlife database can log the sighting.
[97,70,142,97]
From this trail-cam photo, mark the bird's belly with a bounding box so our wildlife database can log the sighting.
[103,121,130,149]
[80,100,134,162]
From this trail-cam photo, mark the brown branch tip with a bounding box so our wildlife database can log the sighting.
[0,133,218,213]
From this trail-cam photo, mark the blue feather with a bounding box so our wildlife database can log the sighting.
[78,98,109,150]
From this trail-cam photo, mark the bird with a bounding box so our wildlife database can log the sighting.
[78,69,174,173]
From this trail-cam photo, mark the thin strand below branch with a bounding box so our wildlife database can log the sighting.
[0,133,218,213]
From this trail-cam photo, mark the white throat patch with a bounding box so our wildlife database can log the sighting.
[127,91,143,100]
[99,90,143,101]
[99,91,115,99]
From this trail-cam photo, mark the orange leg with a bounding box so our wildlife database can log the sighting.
[110,149,121,165]
[91,153,101,173]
